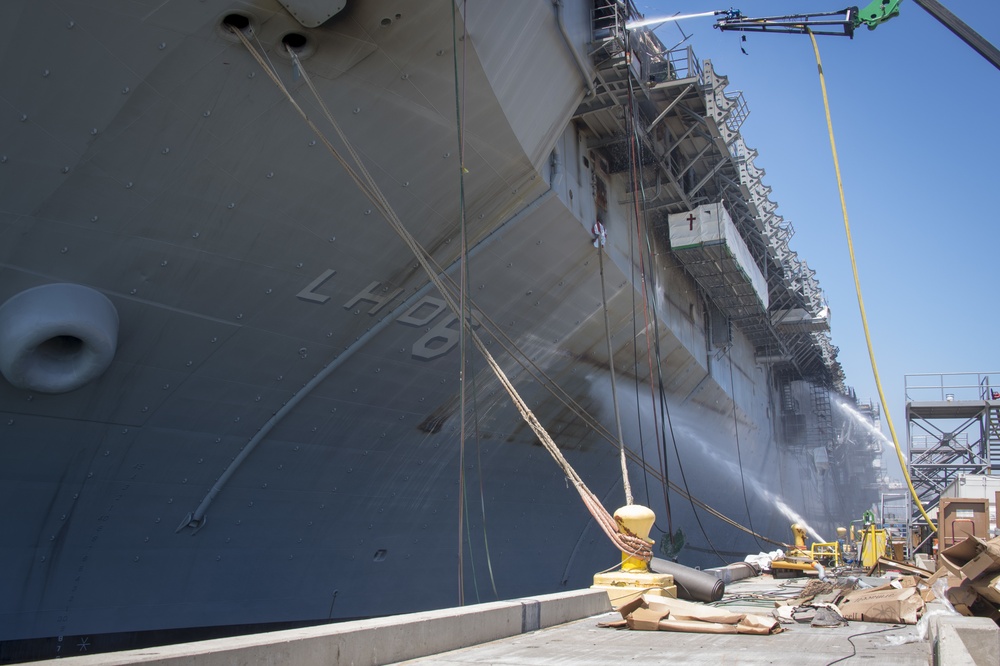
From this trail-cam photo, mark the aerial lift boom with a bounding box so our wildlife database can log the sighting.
[911,0,1000,70]
[713,0,1000,70]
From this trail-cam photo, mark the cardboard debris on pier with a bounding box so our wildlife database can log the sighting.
[930,534,1000,620]
[778,577,926,625]
[829,534,1000,624]
[837,585,923,624]
[600,536,1000,637]
[599,594,782,635]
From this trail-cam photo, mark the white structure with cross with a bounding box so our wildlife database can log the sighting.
[667,202,769,314]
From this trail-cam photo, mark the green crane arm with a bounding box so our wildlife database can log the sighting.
[713,0,999,70]
[853,0,902,30]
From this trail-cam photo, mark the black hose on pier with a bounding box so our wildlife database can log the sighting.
[649,557,725,602]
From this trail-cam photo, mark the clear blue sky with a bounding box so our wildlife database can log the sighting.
[641,1,1000,479]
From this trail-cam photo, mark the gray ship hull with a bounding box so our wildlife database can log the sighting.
[0,0,880,659]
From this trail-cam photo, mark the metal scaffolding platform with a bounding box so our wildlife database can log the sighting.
[579,1,843,389]
[667,203,768,321]
[905,372,1000,555]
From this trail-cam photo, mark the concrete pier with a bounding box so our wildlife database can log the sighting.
[28,577,998,665]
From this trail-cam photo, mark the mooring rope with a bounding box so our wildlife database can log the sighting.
[232,27,652,561]
[597,244,634,506]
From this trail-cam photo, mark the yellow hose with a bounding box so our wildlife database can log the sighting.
[806,30,937,532]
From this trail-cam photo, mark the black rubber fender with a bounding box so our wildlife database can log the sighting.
[0,283,119,393]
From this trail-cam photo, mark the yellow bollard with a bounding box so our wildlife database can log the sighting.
[616,504,655,572]
[591,504,677,608]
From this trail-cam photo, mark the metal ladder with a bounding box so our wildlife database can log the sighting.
[811,383,833,450]
[988,404,1000,471]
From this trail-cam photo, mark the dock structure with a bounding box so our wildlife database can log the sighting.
[31,576,998,665]
[904,372,1000,555]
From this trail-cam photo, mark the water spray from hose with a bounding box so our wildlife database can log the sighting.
[626,11,724,31]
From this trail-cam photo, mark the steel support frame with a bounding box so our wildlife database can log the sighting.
[905,390,993,558]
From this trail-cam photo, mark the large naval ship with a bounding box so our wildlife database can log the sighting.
[0,0,885,660]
